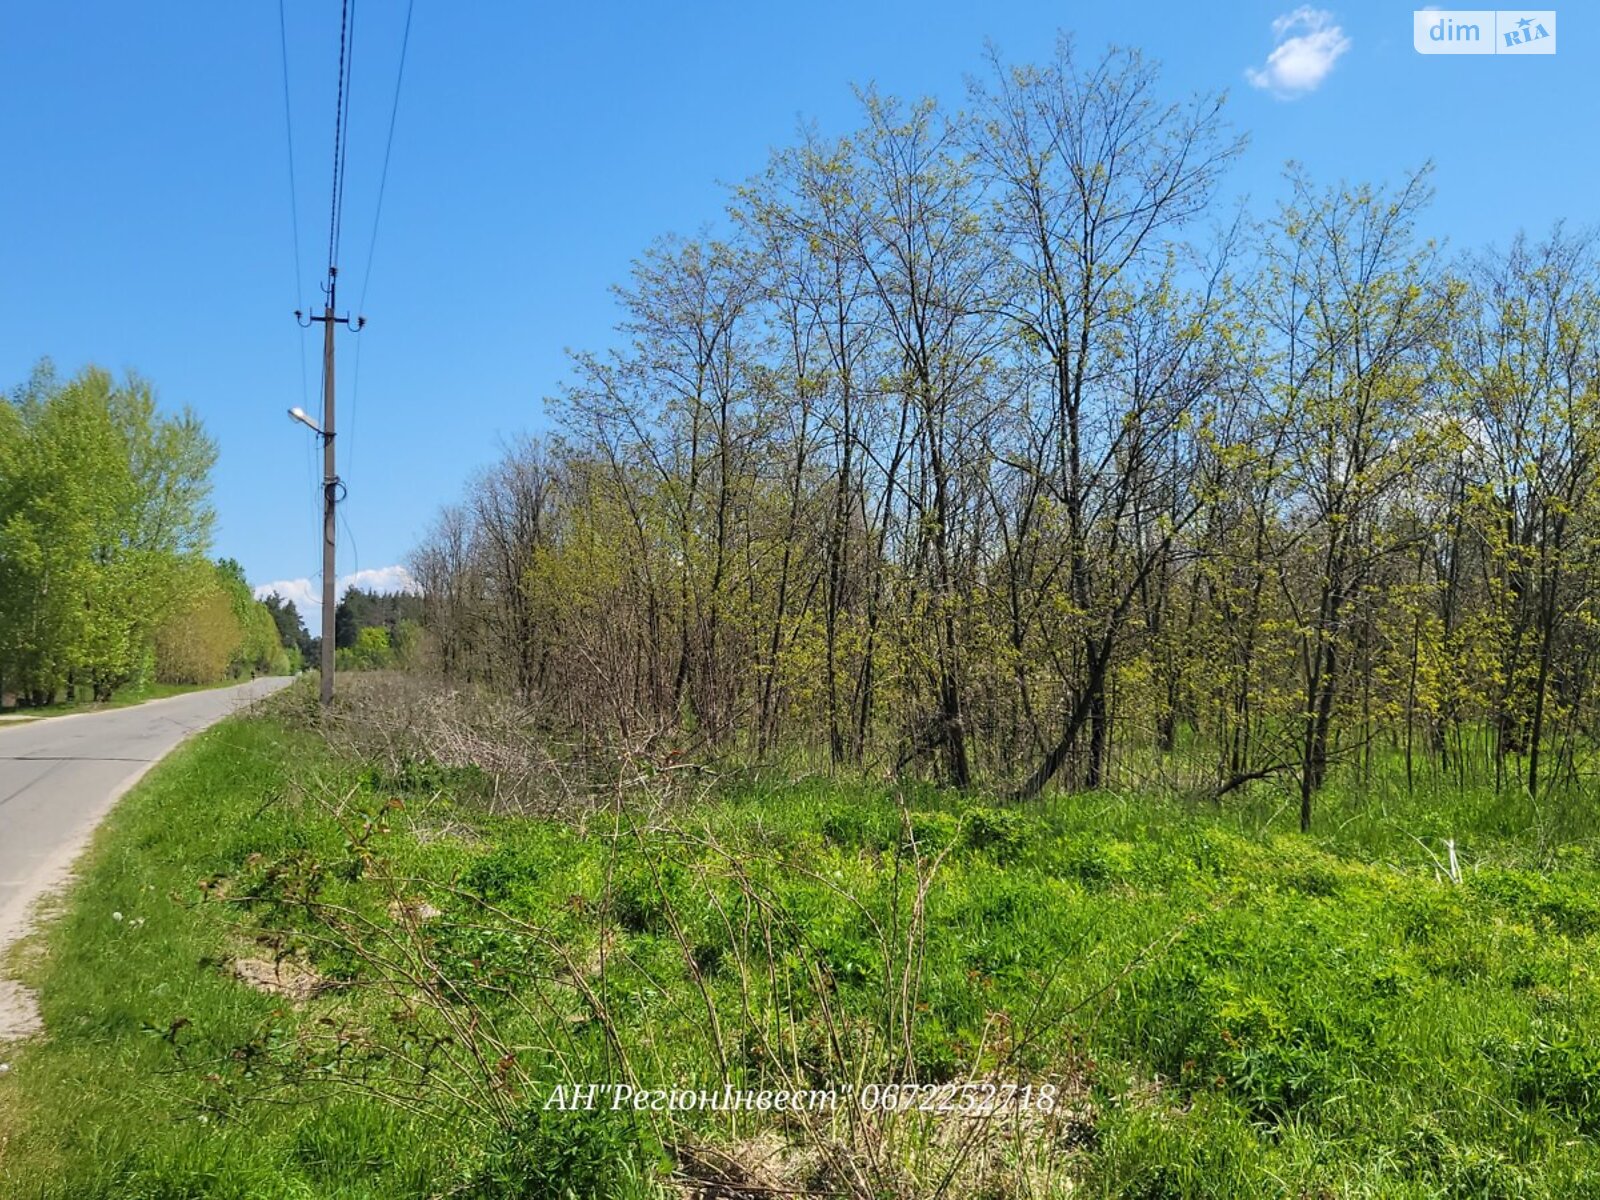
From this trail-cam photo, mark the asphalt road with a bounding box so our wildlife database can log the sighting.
[0,676,293,950]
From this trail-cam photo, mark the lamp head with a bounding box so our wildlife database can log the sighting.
[287,406,323,434]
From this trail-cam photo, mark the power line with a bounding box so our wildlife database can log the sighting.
[303,407,319,550]
[356,0,414,318]
[325,0,357,281]
[350,0,416,487]
[278,0,319,553]
[276,0,305,309]
[341,506,362,583]
[301,0,365,706]
[286,0,410,704]
[336,5,357,266]
[350,323,365,482]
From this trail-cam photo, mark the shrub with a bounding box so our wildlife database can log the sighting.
[905,810,961,854]
[612,860,682,934]
[466,1106,662,1199]
[959,805,1031,860]
[819,804,899,853]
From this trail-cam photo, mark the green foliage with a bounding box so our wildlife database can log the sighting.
[820,804,897,852]
[261,591,313,661]
[0,361,216,702]
[151,565,240,683]
[611,858,683,934]
[0,364,282,701]
[407,50,1600,828]
[10,713,1600,1197]
[959,804,1031,860]
[391,617,424,667]
[361,756,489,798]
[906,809,962,853]
[466,1107,663,1200]
[0,363,281,699]
[337,624,394,671]
[152,558,289,684]
[1504,1023,1600,1132]
[335,587,424,650]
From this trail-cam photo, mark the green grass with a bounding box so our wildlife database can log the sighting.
[3,675,261,721]
[0,719,457,1199]
[3,712,1599,1197]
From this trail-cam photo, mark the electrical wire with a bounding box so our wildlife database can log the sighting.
[278,0,320,558]
[350,330,365,483]
[356,0,413,319]
[326,0,356,280]
[341,507,362,583]
[277,0,306,312]
[300,0,414,620]
[335,4,357,269]
[318,0,358,608]
[349,0,416,490]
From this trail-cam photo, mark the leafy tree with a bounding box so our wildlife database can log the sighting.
[0,363,216,702]
[261,592,313,663]
[400,42,1600,828]
[152,560,288,684]
[1261,169,1451,830]
[337,625,393,671]
[153,567,241,685]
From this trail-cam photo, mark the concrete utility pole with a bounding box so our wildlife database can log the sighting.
[300,266,363,707]
[284,0,372,707]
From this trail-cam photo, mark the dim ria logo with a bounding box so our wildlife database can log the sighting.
[1414,10,1556,54]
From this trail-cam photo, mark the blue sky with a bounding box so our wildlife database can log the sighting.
[0,3,1592,626]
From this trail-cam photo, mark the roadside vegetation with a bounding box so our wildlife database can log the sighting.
[412,41,1600,830]
[5,32,1600,1200]
[2,677,1598,1198]
[0,676,241,723]
[332,588,426,674]
[0,363,301,708]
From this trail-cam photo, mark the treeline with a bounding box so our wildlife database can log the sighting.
[411,41,1600,825]
[0,364,293,704]
[332,587,423,671]
[250,586,424,677]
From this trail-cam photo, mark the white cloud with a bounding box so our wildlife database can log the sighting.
[340,565,420,596]
[253,576,321,613]
[253,565,419,632]
[1246,7,1351,99]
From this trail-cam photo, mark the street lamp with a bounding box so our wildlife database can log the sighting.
[287,406,324,436]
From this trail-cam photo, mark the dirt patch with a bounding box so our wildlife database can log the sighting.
[386,898,442,924]
[231,956,327,1003]
[572,927,619,979]
[0,979,43,1041]
[671,1130,827,1199]
[412,819,486,848]
[666,1071,1096,1199]
[1,890,70,1046]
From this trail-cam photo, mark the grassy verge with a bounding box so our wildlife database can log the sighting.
[0,716,452,1199]
[2,706,1599,1197]
[1,675,268,723]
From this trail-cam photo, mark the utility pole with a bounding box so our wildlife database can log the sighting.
[300,266,362,707]
[285,0,375,707]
